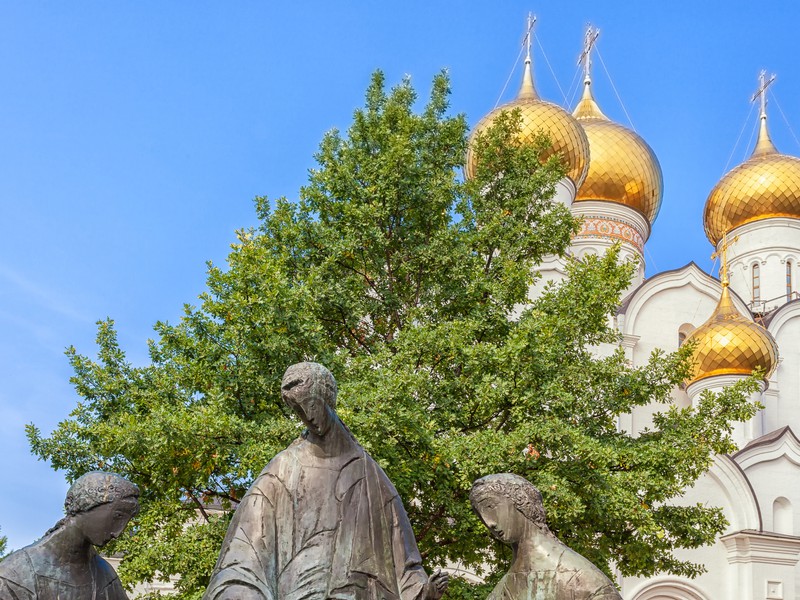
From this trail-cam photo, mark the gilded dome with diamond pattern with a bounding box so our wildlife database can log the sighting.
[572,81,663,224]
[704,115,800,244]
[684,283,777,385]
[465,57,589,187]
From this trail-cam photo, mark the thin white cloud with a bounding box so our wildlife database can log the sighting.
[0,263,94,324]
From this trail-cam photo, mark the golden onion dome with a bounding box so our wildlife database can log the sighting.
[465,55,589,187]
[704,114,800,244]
[572,80,663,224]
[684,283,778,385]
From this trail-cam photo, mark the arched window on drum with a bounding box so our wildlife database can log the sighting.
[752,263,761,304]
[773,497,793,535]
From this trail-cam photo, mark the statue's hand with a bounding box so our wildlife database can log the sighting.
[424,569,449,600]
[213,586,268,600]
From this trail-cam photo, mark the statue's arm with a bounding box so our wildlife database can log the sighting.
[589,586,623,600]
[0,551,36,600]
[390,494,449,600]
[204,477,284,600]
[210,587,269,600]
[0,578,35,600]
[422,569,450,600]
[95,558,129,600]
[0,576,36,600]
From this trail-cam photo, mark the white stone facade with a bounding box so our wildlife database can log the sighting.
[572,200,649,291]
[570,215,800,599]
[511,141,800,595]
[721,218,800,314]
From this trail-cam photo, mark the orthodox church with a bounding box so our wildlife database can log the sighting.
[466,22,800,600]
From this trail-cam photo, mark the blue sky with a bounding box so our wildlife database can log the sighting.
[2,2,800,550]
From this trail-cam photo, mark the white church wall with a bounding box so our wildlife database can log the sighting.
[735,430,800,536]
[619,456,761,600]
[719,530,800,600]
[741,455,800,535]
[687,376,766,447]
[571,200,650,290]
[618,265,756,434]
[623,280,719,433]
[552,176,577,207]
[725,218,800,313]
[768,303,800,433]
[525,254,569,307]
[571,238,644,290]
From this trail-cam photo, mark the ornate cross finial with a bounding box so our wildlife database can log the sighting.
[577,25,600,83]
[711,232,740,286]
[751,69,776,119]
[523,12,537,63]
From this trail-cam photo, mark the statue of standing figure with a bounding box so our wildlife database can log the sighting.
[0,471,140,600]
[470,473,621,600]
[205,362,449,600]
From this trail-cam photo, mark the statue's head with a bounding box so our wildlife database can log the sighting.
[281,362,338,437]
[65,471,140,547]
[469,473,550,545]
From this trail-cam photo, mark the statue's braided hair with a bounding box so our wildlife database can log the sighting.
[64,471,140,516]
[469,473,555,538]
[282,362,338,409]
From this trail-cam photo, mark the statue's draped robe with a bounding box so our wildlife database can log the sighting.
[0,542,127,600]
[205,436,429,600]
[487,546,621,600]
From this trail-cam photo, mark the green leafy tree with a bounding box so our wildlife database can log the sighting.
[27,71,758,599]
[0,527,7,559]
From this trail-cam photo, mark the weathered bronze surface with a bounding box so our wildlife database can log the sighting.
[0,471,140,600]
[204,362,449,600]
[470,473,621,600]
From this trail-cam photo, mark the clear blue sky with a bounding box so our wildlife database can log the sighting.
[2,2,800,550]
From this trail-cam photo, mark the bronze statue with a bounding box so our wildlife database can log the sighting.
[205,362,449,600]
[470,474,621,600]
[0,471,140,600]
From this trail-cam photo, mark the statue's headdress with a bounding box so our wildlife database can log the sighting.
[65,471,140,516]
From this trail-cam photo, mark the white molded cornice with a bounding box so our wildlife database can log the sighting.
[735,426,800,470]
[721,530,800,566]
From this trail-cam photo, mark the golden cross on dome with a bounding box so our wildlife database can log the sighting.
[711,232,740,286]
[751,69,776,119]
[522,12,537,62]
[577,25,600,83]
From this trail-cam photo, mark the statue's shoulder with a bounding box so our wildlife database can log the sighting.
[554,545,621,599]
[255,437,304,477]
[91,553,128,597]
[0,547,37,597]
[486,573,512,600]
[343,446,400,501]
[248,436,308,498]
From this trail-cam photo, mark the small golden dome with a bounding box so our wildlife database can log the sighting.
[572,81,663,224]
[465,57,589,187]
[704,115,800,244]
[684,284,778,385]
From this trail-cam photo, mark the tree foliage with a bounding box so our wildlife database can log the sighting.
[27,71,759,599]
[0,527,7,559]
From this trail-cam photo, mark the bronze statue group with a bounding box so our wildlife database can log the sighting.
[0,363,621,600]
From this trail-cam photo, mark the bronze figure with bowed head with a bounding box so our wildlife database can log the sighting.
[0,471,140,600]
[205,362,449,600]
[470,474,621,600]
